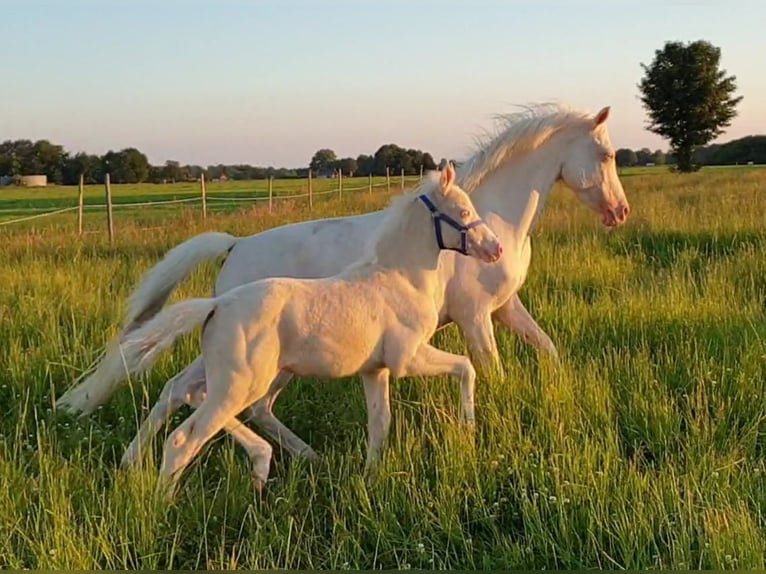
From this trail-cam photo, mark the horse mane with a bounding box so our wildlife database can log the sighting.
[456,102,593,193]
[357,173,441,263]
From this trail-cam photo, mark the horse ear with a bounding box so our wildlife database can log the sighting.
[439,162,455,194]
[593,106,610,128]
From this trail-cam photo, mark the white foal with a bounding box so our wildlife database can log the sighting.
[113,165,518,494]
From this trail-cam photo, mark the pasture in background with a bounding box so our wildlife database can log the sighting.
[1,166,766,568]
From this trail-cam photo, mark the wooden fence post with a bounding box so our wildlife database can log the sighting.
[104,173,114,244]
[308,169,313,210]
[386,166,390,193]
[200,173,207,220]
[368,173,372,195]
[77,173,84,236]
[419,164,424,180]
[400,168,405,190]
[268,176,274,213]
[338,169,343,200]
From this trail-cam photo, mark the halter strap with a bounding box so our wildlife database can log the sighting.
[418,194,486,256]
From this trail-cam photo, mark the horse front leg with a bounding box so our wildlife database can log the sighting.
[494,294,558,360]
[455,311,504,380]
[361,368,391,475]
[398,342,477,425]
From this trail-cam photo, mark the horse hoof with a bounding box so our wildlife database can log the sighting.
[252,475,268,492]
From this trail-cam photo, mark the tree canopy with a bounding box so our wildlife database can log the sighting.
[638,39,742,172]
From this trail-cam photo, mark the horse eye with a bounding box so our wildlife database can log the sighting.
[602,151,614,162]
[460,209,470,219]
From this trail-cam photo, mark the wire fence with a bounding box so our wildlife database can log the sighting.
[0,170,423,240]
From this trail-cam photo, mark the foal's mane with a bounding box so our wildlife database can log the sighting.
[456,102,592,193]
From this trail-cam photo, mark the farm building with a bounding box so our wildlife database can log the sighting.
[20,175,47,187]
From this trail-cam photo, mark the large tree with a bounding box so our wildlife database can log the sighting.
[638,39,742,172]
[309,148,337,175]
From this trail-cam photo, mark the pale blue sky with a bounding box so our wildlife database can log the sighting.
[2,0,764,167]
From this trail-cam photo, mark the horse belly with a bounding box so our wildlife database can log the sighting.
[281,330,381,378]
[279,306,384,378]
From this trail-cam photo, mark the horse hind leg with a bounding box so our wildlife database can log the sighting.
[243,371,320,462]
[121,355,206,469]
[184,380,273,491]
[157,336,280,498]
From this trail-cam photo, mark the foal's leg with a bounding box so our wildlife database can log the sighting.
[158,391,258,499]
[494,294,558,359]
[121,355,207,469]
[184,383,273,490]
[400,343,477,424]
[242,371,320,461]
[361,369,391,473]
[459,312,504,378]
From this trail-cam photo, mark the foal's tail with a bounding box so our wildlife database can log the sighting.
[56,298,218,416]
[56,231,236,416]
[123,231,238,333]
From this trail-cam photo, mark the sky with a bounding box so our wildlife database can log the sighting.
[2,0,764,167]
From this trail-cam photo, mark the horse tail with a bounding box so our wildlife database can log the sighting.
[123,231,238,333]
[56,298,218,416]
[56,231,237,416]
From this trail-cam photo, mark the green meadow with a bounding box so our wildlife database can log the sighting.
[1,166,765,569]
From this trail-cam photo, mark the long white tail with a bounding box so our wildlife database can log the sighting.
[123,231,238,332]
[56,231,236,416]
[56,298,218,416]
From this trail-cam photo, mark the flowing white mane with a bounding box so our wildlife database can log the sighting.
[457,102,593,193]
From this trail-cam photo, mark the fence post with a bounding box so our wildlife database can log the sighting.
[268,176,273,213]
[77,173,84,236]
[308,169,313,210]
[419,164,424,180]
[368,173,372,195]
[200,172,207,220]
[104,173,114,244]
[386,166,390,193]
[400,168,405,191]
[338,169,343,200]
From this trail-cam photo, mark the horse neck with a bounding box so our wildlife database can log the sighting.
[371,195,441,284]
[468,133,569,236]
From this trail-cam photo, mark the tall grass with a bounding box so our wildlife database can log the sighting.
[1,168,765,568]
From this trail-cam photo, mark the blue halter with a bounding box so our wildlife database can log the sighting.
[418,194,486,256]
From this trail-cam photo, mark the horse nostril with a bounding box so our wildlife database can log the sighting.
[497,244,503,257]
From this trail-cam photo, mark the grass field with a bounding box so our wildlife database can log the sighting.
[1,166,766,568]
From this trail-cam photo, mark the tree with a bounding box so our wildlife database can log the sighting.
[421,152,437,171]
[309,149,337,175]
[102,148,150,183]
[652,149,667,166]
[62,152,102,184]
[337,157,357,177]
[355,154,374,177]
[636,147,653,166]
[615,148,638,167]
[638,39,743,172]
[162,160,183,183]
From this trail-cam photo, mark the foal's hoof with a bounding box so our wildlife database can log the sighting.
[155,479,178,503]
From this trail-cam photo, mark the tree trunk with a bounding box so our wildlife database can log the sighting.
[675,144,694,172]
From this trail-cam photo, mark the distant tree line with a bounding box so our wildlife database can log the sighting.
[0,139,444,186]
[616,135,765,168]
[309,145,440,177]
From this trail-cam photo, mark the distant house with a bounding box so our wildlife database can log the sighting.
[20,174,47,187]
